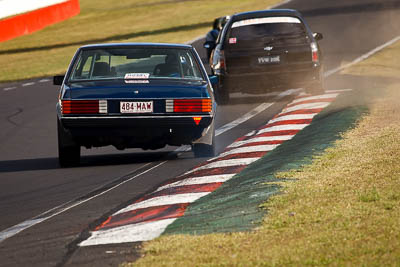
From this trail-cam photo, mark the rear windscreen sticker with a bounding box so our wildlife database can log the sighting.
[124,73,150,79]
[232,17,301,28]
[124,80,149,84]
[229,37,237,44]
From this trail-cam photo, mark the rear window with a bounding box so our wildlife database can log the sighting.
[69,47,204,82]
[227,16,306,42]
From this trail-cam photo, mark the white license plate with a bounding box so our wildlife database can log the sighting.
[120,101,153,113]
[258,55,280,64]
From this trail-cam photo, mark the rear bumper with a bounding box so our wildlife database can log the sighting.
[59,115,213,149]
[221,63,322,93]
[61,115,212,128]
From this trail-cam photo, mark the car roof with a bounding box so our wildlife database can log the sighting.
[232,9,303,21]
[80,43,193,50]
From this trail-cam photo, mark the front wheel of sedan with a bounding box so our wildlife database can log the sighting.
[58,120,80,167]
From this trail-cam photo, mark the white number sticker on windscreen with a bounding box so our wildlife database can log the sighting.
[124,73,150,79]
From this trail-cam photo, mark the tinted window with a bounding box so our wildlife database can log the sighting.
[69,48,204,82]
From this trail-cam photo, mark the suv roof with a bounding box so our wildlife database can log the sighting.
[232,9,303,21]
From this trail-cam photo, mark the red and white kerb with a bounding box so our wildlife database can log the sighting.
[79,90,345,247]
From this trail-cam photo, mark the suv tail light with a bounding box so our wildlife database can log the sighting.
[311,42,319,63]
[61,100,107,114]
[213,48,226,72]
[166,99,212,113]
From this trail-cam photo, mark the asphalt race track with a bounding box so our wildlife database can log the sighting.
[1,0,400,266]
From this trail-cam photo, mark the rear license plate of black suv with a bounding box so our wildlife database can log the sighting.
[258,55,280,64]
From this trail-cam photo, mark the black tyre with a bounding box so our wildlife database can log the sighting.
[215,85,230,105]
[193,142,216,157]
[306,80,325,95]
[193,127,216,158]
[58,119,80,167]
[306,67,325,95]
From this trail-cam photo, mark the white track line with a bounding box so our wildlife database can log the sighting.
[289,93,339,105]
[80,218,178,246]
[184,157,259,175]
[0,161,158,243]
[215,89,300,136]
[156,174,235,192]
[3,87,16,91]
[114,192,209,215]
[282,102,330,114]
[216,102,274,136]
[228,135,294,148]
[268,113,317,124]
[326,89,353,93]
[325,35,400,77]
[22,82,35,87]
[257,124,309,135]
[216,144,279,158]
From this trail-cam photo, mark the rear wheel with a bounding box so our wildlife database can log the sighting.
[215,82,230,105]
[193,127,216,158]
[193,142,216,157]
[306,67,325,95]
[306,80,325,95]
[58,120,80,167]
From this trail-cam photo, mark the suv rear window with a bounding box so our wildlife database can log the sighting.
[227,16,307,42]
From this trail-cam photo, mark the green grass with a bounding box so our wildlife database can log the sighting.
[0,0,281,83]
[126,41,400,266]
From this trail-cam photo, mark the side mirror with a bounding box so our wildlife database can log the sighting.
[208,75,219,86]
[313,32,323,41]
[53,75,65,85]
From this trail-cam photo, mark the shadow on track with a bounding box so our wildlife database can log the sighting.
[0,151,175,173]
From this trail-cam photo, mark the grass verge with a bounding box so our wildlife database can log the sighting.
[0,0,280,83]
[127,42,400,265]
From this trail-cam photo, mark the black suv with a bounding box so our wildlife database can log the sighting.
[210,9,324,104]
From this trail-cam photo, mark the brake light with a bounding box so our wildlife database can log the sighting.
[214,49,226,71]
[165,99,212,113]
[219,50,226,70]
[61,100,107,114]
[311,42,319,63]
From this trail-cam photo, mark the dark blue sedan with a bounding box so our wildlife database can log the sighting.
[54,43,217,167]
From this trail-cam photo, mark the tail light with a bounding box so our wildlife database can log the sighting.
[61,100,107,114]
[311,42,319,63]
[213,48,226,71]
[218,50,226,70]
[166,99,212,113]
